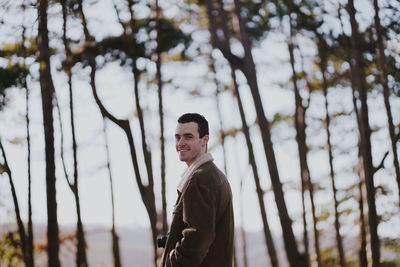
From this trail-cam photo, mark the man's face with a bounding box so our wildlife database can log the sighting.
[175,122,209,166]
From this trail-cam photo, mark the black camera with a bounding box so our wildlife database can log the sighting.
[157,234,168,248]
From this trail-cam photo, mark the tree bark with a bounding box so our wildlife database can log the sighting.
[88,56,158,266]
[203,0,307,265]
[80,1,158,265]
[0,139,29,266]
[154,0,168,235]
[21,7,34,265]
[103,118,122,267]
[231,67,279,267]
[209,56,228,174]
[37,1,61,265]
[346,1,380,265]
[373,0,400,206]
[286,18,320,267]
[338,10,368,266]
[316,35,346,267]
[61,1,89,265]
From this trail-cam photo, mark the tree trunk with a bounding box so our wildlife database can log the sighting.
[286,20,320,267]
[79,1,158,264]
[88,56,159,267]
[132,65,155,192]
[231,67,279,267]
[154,0,168,235]
[209,55,228,174]
[357,169,368,267]
[373,0,400,206]
[352,73,369,267]
[233,2,306,266]
[75,193,88,267]
[203,0,307,264]
[317,36,346,267]
[103,118,122,267]
[61,1,89,265]
[0,139,29,266]
[26,81,34,267]
[37,1,61,265]
[338,10,368,266]
[21,9,34,265]
[347,1,381,265]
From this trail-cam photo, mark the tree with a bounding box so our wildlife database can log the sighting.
[230,65,279,267]
[0,139,29,266]
[59,1,89,265]
[372,0,400,207]
[346,1,381,265]
[202,0,307,264]
[153,0,168,235]
[37,0,61,265]
[285,6,320,265]
[103,117,122,267]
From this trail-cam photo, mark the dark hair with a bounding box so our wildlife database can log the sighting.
[178,113,209,138]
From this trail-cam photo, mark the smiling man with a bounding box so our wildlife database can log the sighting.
[159,113,234,267]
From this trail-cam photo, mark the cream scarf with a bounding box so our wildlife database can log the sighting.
[177,152,214,192]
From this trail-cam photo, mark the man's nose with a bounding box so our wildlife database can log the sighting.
[177,138,185,146]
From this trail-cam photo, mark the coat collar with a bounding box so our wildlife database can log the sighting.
[177,152,214,192]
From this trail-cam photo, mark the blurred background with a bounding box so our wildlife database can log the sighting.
[0,0,399,266]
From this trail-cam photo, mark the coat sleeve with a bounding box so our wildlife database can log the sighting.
[170,176,216,266]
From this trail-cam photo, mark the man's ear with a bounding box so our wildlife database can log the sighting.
[202,135,209,147]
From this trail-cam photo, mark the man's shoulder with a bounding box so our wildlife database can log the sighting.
[191,161,228,186]
[196,161,225,176]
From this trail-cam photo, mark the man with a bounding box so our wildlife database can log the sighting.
[159,113,234,267]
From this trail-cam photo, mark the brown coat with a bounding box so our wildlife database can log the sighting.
[160,161,234,267]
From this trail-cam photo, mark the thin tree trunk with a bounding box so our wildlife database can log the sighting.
[352,73,369,267]
[357,163,368,267]
[88,56,158,266]
[126,0,155,204]
[0,139,29,266]
[317,36,346,267]
[131,67,158,267]
[347,1,380,265]
[231,67,279,267]
[229,1,307,265]
[21,4,34,265]
[132,65,154,192]
[37,1,61,265]
[154,0,168,235]
[286,18,320,267]
[102,118,122,267]
[82,2,158,265]
[338,10,368,266]
[209,56,237,265]
[61,1,89,265]
[25,72,34,267]
[203,0,307,263]
[300,171,310,264]
[209,56,228,174]
[353,81,369,267]
[373,0,400,206]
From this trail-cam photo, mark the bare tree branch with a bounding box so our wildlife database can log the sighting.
[373,151,389,175]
